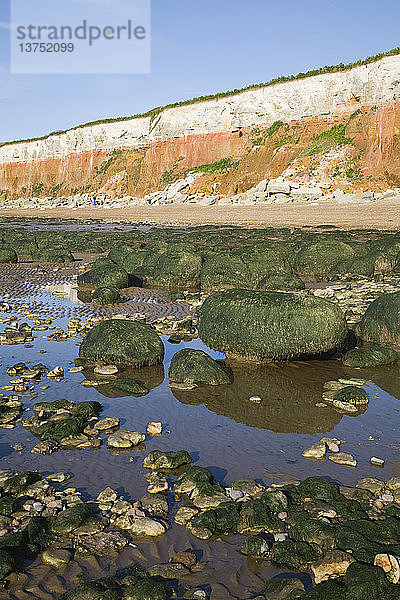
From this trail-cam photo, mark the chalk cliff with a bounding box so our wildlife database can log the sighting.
[1,53,400,200]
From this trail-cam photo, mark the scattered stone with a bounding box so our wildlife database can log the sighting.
[42,548,72,568]
[249,396,263,404]
[108,431,145,449]
[31,440,60,455]
[302,441,326,460]
[387,477,400,490]
[370,457,385,467]
[374,553,400,584]
[311,550,354,584]
[97,487,118,502]
[127,516,166,537]
[230,480,265,498]
[147,422,162,436]
[47,366,64,378]
[173,550,197,568]
[356,478,385,493]
[93,417,120,432]
[174,506,199,526]
[76,531,128,556]
[328,452,357,467]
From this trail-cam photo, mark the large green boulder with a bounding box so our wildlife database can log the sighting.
[200,254,248,291]
[121,250,146,275]
[356,292,400,348]
[198,289,347,361]
[79,319,164,367]
[32,247,74,263]
[0,247,17,263]
[168,349,231,386]
[343,347,398,368]
[257,273,305,291]
[92,287,122,306]
[344,562,400,600]
[78,258,129,289]
[296,240,355,281]
[240,246,296,288]
[272,538,320,570]
[149,249,202,290]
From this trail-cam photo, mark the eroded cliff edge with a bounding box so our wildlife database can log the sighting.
[1,54,400,200]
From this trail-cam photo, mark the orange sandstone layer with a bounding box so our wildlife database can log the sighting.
[1,102,400,201]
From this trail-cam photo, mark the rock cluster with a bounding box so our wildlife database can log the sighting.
[3,174,400,209]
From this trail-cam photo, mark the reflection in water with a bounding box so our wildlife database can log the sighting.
[42,282,84,304]
[172,359,367,434]
[83,364,165,398]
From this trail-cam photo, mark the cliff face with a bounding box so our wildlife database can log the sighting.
[1,55,400,199]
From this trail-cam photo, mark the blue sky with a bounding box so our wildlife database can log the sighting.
[0,0,399,143]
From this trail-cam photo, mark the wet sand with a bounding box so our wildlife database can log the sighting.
[1,255,400,599]
[2,200,400,229]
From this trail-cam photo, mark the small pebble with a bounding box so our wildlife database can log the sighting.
[370,457,385,467]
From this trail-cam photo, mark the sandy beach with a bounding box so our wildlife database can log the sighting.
[2,200,400,229]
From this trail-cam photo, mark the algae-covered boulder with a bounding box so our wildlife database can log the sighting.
[190,502,240,538]
[175,465,226,504]
[356,292,400,348]
[3,471,41,495]
[244,534,272,557]
[0,549,16,579]
[149,248,202,290]
[297,476,341,502]
[263,576,305,599]
[143,450,192,470]
[333,386,368,406]
[198,290,347,361]
[296,240,356,281]
[32,248,74,263]
[272,538,320,570]
[52,503,92,534]
[79,320,164,367]
[305,580,345,599]
[238,498,283,535]
[78,258,129,289]
[92,287,122,306]
[168,349,232,386]
[61,581,121,600]
[0,247,17,264]
[257,273,305,291]
[343,562,400,600]
[200,254,248,291]
[343,347,398,368]
[123,578,167,600]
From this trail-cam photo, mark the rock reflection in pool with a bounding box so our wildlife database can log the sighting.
[82,363,165,398]
[171,359,367,434]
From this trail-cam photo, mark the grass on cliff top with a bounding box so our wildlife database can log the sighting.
[1,46,399,148]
